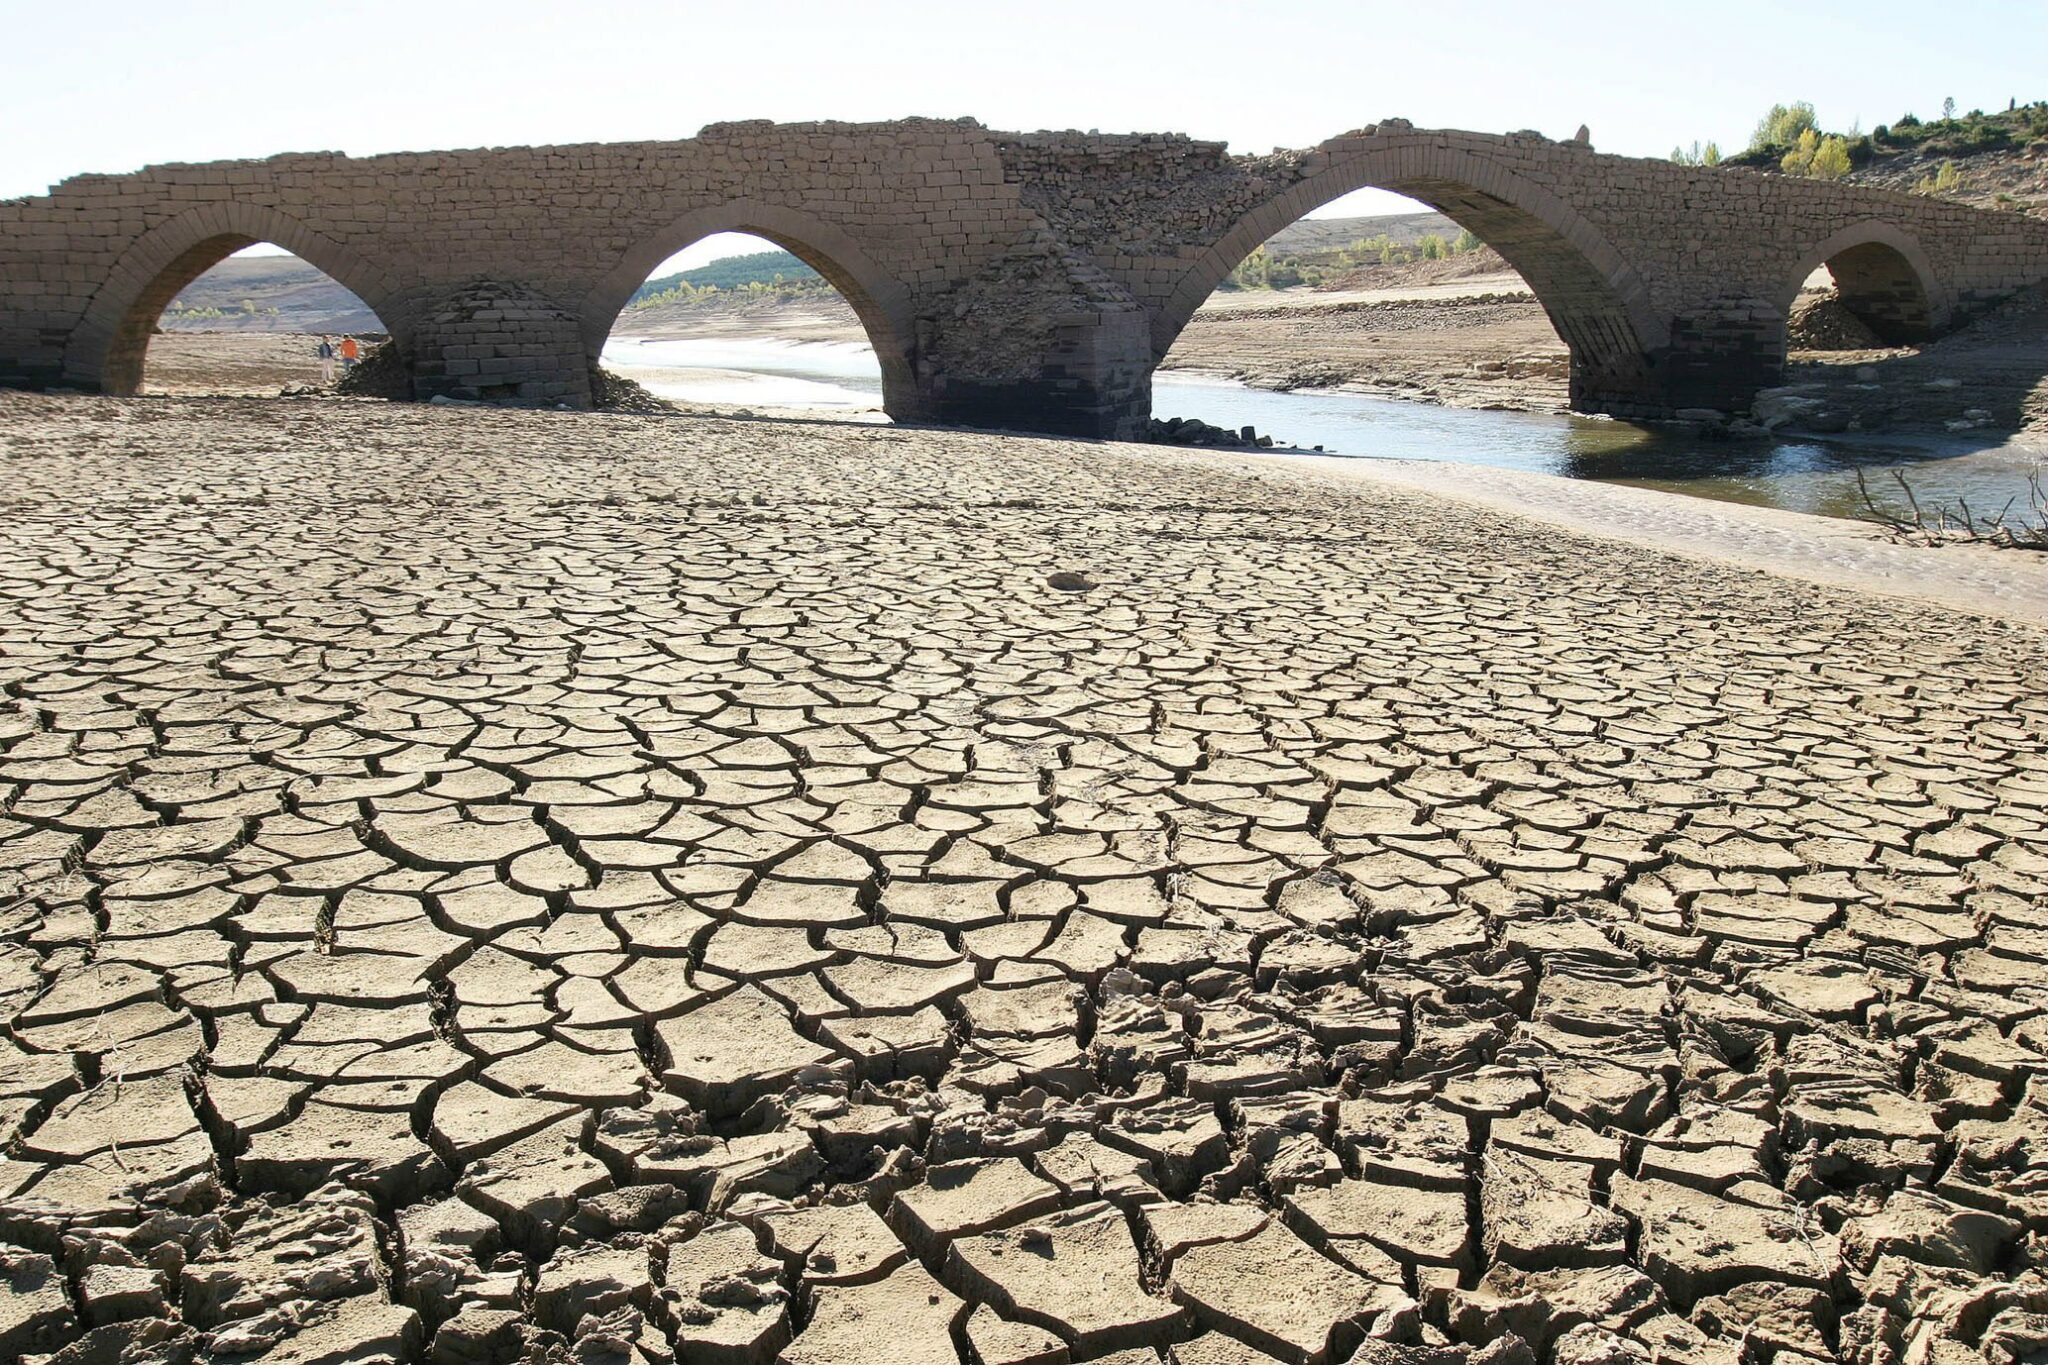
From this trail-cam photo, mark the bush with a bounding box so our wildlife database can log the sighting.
[1779,130,1852,179]
[1915,160,1964,195]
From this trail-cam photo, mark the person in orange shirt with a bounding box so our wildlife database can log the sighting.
[339,335,361,371]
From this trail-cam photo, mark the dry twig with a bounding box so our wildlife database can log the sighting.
[1854,464,2048,551]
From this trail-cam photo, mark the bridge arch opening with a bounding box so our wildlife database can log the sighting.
[583,204,919,420]
[1156,186,1578,416]
[1788,232,1940,347]
[119,243,394,397]
[1156,148,1666,419]
[74,205,398,399]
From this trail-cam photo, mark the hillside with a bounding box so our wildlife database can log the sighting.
[1265,210,1459,254]
[629,249,823,301]
[162,253,383,333]
[1726,101,2048,216]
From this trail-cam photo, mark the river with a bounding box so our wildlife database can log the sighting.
[602,336,2044,523]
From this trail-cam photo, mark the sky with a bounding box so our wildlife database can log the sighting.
[3,0,2039,271]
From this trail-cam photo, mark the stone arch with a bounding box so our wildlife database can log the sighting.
[66,202,399,396]
[1779,221,1947,345]
[1155,140,1669,413]
[580,200,920,419]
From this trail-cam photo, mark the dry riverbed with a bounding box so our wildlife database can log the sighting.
[2,392,2046,1365]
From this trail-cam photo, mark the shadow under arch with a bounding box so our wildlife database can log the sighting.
[1777,220,1949,346]
[580,199,919,420]
[1155,141,1669,414]
[67,202,399,396]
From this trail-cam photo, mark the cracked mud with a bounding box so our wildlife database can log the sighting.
[1,392,2046,1365]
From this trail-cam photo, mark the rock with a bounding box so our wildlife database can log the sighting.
[1168,1216,1412,1363]
[779,1260,964,1364]
[656,1220,789,1363]
[1836,1189,2018,1273]
[747,1199,908,1285]
[1481,1150,1627,1271]
[947,1202,1187,1357]
[1286,1178,1474,1273]
[966,1302,1072,1364]
[79,1262,170,1325]
[0,1251,77,1358]
[1608,1176,1842,1307]
[427,1307,525,1365]
[457,1119,612,1251]
[889,1156,1064,1262]
[533,1242,654,1332]
[180,1185,386,1328]
[656,986,850,1118]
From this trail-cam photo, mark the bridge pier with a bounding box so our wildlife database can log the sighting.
[915,307,1153,440]
[407,281,592,408]
[1650,299,1792,417]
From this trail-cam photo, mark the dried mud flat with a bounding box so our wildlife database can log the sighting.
[1,393,2046,1365]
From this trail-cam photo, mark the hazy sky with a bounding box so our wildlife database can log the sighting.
[3,0,2037,270]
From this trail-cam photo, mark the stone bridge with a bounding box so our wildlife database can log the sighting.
[4,117,2047,435]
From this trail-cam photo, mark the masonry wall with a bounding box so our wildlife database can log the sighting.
[4,118,2047,427]
[1012,124,2048,413]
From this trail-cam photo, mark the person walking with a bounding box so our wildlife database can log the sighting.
[339,335,361,373]
[316,335,336,384]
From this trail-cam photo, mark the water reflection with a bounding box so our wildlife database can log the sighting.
[1153,374,2042,521]
[602,338,2043,522]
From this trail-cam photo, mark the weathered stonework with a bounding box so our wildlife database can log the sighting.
[3,117,2046,431]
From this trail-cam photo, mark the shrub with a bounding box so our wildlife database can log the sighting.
[1915,159,1964,195]
[1781,130,1852,179]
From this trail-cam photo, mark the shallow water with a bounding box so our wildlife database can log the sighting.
[603,336,2044,522]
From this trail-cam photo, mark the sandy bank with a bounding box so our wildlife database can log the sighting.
[1215,443,2048,626]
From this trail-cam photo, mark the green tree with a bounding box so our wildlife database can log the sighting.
[1417,234,1449,261]
[1780,130,1852,179]
[1670,139,1723,167]
[1809,135,1852,179]
[1751,102,1819,152]
[1451,229,1482,254]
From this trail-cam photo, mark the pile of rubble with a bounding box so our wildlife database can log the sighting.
[1787,294,1887,352]
[1145,415,1280,448]
[588,368,673,415]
